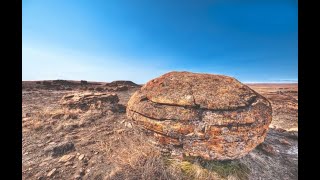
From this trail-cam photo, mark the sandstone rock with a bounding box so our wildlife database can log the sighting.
[78,154,85,160]
[58,154,75,163]
[64,161,73,166]
[126,71,272,160]
[47,168,57,177]
[60,92,119,111]
[125,122,133,128]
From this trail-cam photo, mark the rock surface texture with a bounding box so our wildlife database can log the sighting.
[126,71,272,160]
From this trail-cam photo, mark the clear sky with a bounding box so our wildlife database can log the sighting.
[22,0,298,84]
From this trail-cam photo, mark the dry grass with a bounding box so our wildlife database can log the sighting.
[97,128,250,180]
[98,129,185,180]
[22,105,250,180]
[22,107,82,132]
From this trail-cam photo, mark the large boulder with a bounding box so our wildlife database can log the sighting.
[126,71,272,160]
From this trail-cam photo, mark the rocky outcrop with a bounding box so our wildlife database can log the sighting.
[52,80,76,86]
[80,80,88,85]
[95,87,104,91]
[106,81,140,87]
[126,71,272,160]
[60,92,119,111]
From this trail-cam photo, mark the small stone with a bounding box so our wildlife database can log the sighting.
[258,143,276,155]
[58,154,75,163]
[78,154,85,160]
[275,128,286,133]
[116,129,125,134]
[105,131,114,135]
[37,176,44,180]
[94,152,98,155]
[74,174,81,180]
[125,122,133,128]
[39,162,48,167]
[77,153,80,156]
[288,127,298,132]
[36,174,45,180]
[47,168,57,177]
[64,161,73,166]
[279,139,291,146]
[79,168,85,176]
[83,158,89,166]
[43,156,53,161]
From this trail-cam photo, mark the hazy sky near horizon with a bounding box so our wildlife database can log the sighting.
[23,0,298,84]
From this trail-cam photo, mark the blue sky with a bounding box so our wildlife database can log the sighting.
[22,0,298,84]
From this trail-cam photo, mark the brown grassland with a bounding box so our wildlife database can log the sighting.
[22,81,298,180]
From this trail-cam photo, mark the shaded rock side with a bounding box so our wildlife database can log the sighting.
[126,71,272,160]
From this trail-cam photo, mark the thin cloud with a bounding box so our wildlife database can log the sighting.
[22,44,170,84]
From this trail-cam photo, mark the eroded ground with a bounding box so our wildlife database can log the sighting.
[248,83,298,130]
[22,81,298,180]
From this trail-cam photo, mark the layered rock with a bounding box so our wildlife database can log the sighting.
[126,71,272,160]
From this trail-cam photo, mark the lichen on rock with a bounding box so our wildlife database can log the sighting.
[126,71,272,160]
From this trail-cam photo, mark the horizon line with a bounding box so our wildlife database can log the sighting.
[22,79,298,84]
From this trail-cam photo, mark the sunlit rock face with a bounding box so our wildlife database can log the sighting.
[126,71,272,160]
